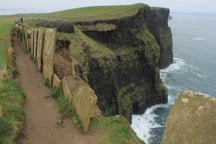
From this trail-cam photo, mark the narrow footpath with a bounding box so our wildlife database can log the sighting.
[13,30,97,144]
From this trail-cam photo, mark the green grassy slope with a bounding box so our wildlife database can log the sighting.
[0,16,25,144]
[0,79,25,144]
[0,16,16,69]
[36,3,146,22]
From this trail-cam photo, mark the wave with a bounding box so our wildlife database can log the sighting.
[160,57,185,81]
[131,104,169,143]
[132,59,184,144]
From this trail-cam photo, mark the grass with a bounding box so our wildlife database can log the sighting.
[0,15,25,144]
[41,4,145,21]
[0,16,15,69]
[0,78,25,144]
[90,116,145,144]
[23,3,147,22]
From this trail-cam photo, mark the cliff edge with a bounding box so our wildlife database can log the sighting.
[34,3,173,121]
[162,91,216,144]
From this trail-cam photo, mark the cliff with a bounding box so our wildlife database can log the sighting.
[147,7,173,68]
[33,3,172,121]
[16,25,144,143]
[162,91,216,144]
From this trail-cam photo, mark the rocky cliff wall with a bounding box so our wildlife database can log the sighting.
[147,7,173,68]
[162,91,216,144]
[35,5,173,69]
[34,4,172,121]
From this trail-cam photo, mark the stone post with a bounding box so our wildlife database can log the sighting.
[30,28,34,56]
[36,29,44,71]
[42,28,56,86]
[33,29,38,60]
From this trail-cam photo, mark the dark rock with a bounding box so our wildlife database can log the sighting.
[147,7,173,68]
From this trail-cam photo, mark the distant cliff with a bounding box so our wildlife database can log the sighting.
[162,91,216,144]
[35,3,173,121]
[147,7,173,68]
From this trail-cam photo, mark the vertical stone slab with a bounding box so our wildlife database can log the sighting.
[30,28,34,55]
[36,29,44,71]
[72,85,100,133]
[42,28,56,86]
[25,28,32,51]
[24,27,29,50]
[63,75,101,133]
[33,29,38,61]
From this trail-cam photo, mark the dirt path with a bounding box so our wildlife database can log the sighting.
[13,30,97,144]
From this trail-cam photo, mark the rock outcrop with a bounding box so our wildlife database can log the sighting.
[162,91,216,144]
[35,4,172,121]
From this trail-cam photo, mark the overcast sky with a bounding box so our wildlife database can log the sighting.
[0,0,216,15]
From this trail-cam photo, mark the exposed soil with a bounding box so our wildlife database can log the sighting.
[13,30,98,144]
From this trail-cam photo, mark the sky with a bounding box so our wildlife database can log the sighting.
[0,0,216,15]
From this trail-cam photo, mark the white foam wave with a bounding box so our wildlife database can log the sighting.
[162,58,185,73]
[131,104,169,144]
[160,57,185,81]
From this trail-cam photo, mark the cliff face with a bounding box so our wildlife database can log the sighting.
[162,91,216,144]
[147,7,173,68]
[35,4,172,121]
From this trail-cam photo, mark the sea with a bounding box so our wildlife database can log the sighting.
[131,12,216,144]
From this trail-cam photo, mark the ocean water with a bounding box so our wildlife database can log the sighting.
[132,12,216,144]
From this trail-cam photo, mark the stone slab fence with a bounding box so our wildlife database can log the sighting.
[18,26,101,133]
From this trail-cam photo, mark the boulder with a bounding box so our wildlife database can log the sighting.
[161,91,216,144]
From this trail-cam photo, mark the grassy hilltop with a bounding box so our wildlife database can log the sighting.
[38,3,145,21]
